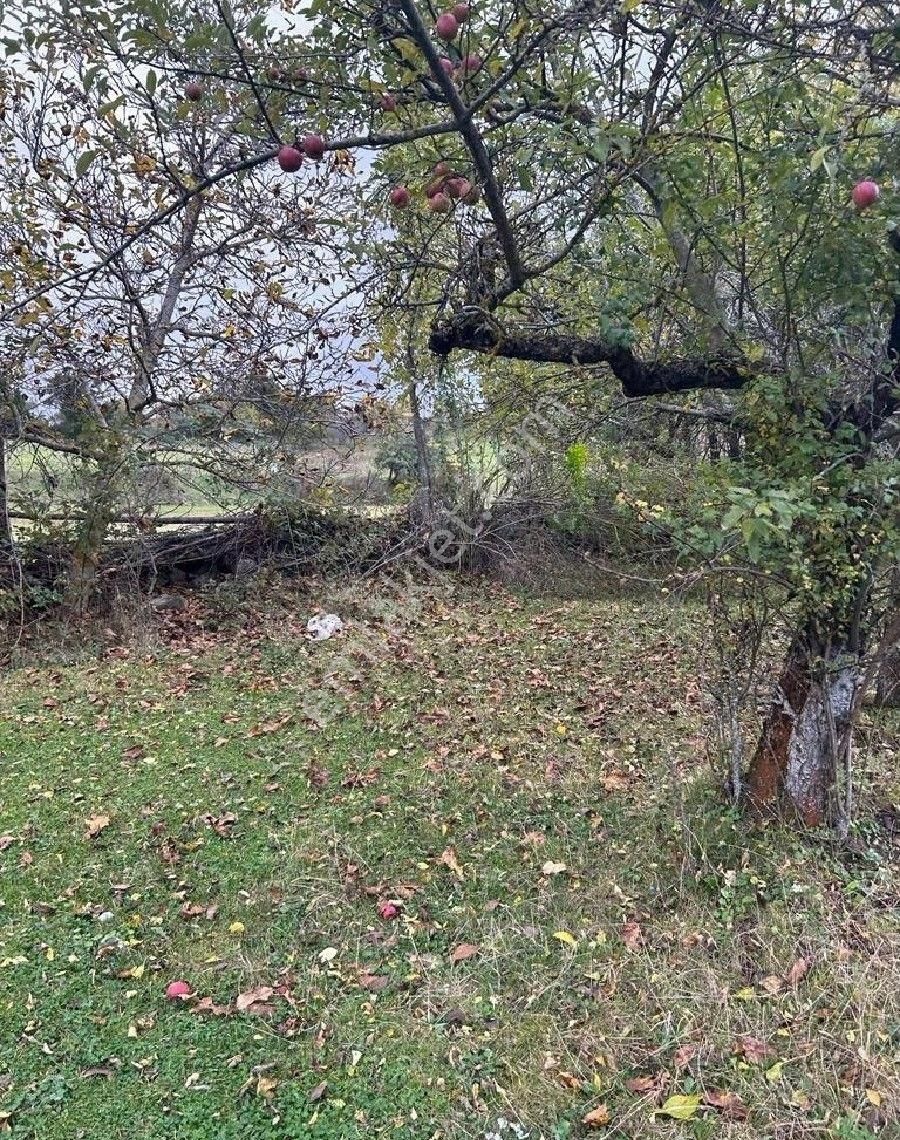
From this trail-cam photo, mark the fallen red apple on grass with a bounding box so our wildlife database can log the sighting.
[165,980,193,1000]
[435,11,459,39]
[277,145,303,172]
[377,901,400,920]
[389,186,411,209]
[302,133,326,161]
[851,180,879,209]
[184,81,204,102]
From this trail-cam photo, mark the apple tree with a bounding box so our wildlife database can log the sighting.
[3,0,898,826]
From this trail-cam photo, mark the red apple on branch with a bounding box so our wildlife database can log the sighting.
[302,134,326,161]
[452,3,471,20]
[184,81,204,102]
[851,180,879,210]
[389,186,411,209]
[277,145,303,172]
[435,12,459,39]
[427,191,452,213]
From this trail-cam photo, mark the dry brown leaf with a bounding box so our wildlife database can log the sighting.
[85,814,111,840]
[673,1043,698,1070]
[192,996,232,1016]
[256,1075,278,1099]
[235,986,274,1013]
[308,1080,327,1104]
[786,957,811,986]
[599,770,630,792]
[541,860,568,876]
[734,1034,773,1063]
[582,1104,611,1128]
[625,1075,658,1095]
[620,921,643,951]
[449,943,478,964]
[0,836,15,852]
[557,1071,582,1089]
[761,973,783,995]
[703,1089,748,1120]
[358,973,389,992]
[439,847,464,881]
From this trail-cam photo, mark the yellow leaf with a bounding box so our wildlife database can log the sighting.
[553,931,577,947]
[865,1089,882,1107]
[256,1075,278,1099]
[229,921,245,935]
[45,948,55,962]
[656,1094,700,1120]
[765,1061,784,1083]
[542,861,567,876]
[734,986,756,1000]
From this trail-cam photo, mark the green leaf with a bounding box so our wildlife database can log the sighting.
[75,150,99,178]
[97,95,126,117]
[655,1094,700,1121]
[809,146,828,172]
[146,69,157,96]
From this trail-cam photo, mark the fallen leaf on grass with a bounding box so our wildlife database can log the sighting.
[256,1075,278,1099]
[765,1061,785,1083]
[865,1089,882,1107]
[673,1043,698,1069]
[193,996,232,1016]
[620,921,643,951]
[786,957,811,986]
[0,836,14,852]
[440,847,464,880]
[703,1089,748,1120]
[358,973,389,992]
[553,930,577,948]
[582,1104,610,1128]
[625,1075,659,1095]
[308,1081,327,1104]
[761,974,783,995]
[655,1094,700,1120]
[449,943,478,964]
[557,1071,582,1090]
[80,1064,117,1080]
[734,1035,773,1063]
[85,814,111,839]
[541,860,567,876]
[235,986,274,1013]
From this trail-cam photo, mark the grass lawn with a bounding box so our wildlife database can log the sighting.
[0,579,898,1139]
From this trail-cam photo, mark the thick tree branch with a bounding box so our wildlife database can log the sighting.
[428,311,765,397]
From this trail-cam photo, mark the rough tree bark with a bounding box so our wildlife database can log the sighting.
[746,632,859,825]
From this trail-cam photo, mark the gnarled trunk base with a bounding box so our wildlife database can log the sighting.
[748,640,859,826]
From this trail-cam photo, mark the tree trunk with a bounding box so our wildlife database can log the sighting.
[747,633,859,826]
[64,454,124,613]
[0,436,13,554]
